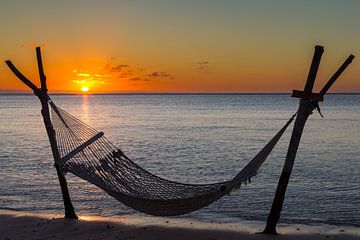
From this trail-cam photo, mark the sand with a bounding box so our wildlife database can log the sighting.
[0,210,358,240]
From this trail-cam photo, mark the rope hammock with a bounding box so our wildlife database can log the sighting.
[47,99,296,216]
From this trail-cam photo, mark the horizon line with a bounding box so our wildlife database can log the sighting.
[0,91,359,95]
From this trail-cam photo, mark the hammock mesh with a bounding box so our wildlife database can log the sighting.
[49,100,295,216]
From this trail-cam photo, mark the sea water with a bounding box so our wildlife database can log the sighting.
[0,94,359,227]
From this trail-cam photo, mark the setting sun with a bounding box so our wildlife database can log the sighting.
[81,86,89,92]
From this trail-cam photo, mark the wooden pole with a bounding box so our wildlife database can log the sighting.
[40,95,78,219]
[35,47,78,219]
[263,47,354,234]
[319,55,355,96]
[5,48,78,219]
[263,45,324,234]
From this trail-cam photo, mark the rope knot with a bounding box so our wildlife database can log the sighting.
[313,102,324,118]
[301,100,315,115]
[301,100,324,118]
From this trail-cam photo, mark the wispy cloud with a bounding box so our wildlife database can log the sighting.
[129,77,150,81]
[195,61,210,71]
[72,78,106,85]
[109,64,130,72]
[148,71,173,78]
[95,73,112,78]
[77,73,90,77]
[71,68,107,86]
[72,80,86,84]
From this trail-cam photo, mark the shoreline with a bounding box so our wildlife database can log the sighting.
[1,210,358,240]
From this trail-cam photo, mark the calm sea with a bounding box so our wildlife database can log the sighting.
[0,94,359,227]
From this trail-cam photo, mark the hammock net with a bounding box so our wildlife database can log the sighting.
[49,100,295,216]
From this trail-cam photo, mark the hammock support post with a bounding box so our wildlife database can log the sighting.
[5,47,78,219]
[263,46,354,234]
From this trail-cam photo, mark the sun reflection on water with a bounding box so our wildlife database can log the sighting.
[81,94,90,124]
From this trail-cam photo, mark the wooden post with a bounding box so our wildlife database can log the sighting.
[36,47,78,219]
[41,95,78,219]
[263,45,324,234]
[263,47,354,234]
[5,47,78,219]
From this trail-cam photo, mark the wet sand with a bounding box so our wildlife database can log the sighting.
[0,210,358,240]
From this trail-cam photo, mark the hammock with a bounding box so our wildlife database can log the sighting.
[48,99,295,216]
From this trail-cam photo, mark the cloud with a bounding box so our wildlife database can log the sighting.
[117,70,134,78]
[72,80,86,84]
[148,71,172,78]
[72,69,108,86]
[95,74,112,78]
[129,77,150,81]
[72,78,106,85]
[148,72,160,77]
[195,61,210,71]
[77,73,90,77]
[104,64,110,70]
[110,64,130,72]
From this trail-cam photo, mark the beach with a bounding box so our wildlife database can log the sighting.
[0,210,359,240]
[1,0,359,238]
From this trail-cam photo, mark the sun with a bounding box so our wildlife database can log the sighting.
[81,86,89,93]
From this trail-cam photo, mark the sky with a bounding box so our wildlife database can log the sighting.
[0,0,359,93]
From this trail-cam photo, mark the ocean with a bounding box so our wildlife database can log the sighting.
[0,94,359,227]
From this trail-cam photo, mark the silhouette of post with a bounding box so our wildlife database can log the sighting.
[36,48,78,219]
[263,45,324,234]
[263,46,354,234]
[5,47,78,219]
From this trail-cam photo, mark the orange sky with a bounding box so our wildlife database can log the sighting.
[0,1,359,93]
